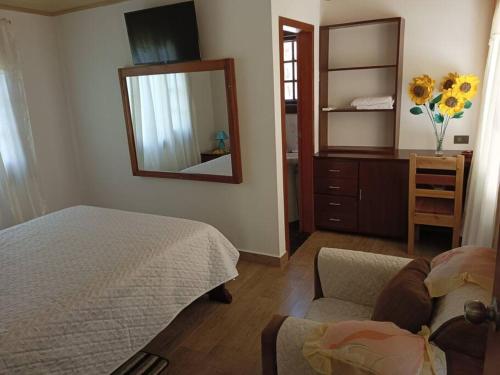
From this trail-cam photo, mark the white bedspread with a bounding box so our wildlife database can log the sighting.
[0,206,239,374]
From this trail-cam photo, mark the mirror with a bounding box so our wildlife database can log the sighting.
[119,59,242,183]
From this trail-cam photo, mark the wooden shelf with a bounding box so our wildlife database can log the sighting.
[328,64,397,72]
[319,17,404,151]
[322,107,395,113]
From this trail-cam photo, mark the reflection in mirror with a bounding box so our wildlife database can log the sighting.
[126,69,232,176]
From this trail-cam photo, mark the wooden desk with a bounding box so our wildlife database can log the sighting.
[313,149,472,239]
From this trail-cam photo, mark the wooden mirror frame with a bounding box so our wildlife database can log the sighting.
[118,58,242,184]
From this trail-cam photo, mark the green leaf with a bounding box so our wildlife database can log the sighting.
[429,102,435,111]
[410,107,423,115]
[464,100,472,109]
[453,111,464,119]
[431,94,443,104]
[434,113,444,123]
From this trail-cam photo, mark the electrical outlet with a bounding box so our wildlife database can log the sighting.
[454,135,469,144]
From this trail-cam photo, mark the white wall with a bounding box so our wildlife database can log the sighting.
[321,0,494,150]
[57,0,284,257]
[0,10,82,212]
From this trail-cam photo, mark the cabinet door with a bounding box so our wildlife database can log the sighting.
[358,160,408,238]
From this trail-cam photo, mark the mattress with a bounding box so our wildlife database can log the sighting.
[0,206,239,374]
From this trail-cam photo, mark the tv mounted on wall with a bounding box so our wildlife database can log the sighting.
[125,1,201,65]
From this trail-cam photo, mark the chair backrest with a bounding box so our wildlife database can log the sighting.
[409,154,465,220]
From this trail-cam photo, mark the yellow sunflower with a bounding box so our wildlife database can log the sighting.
[454,74,480,100]
[439,88,465,116]
[440,72,459,91]
[408,75,434,105]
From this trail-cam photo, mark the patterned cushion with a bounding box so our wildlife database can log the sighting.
[425,246,496,297]
[302,321,446,375]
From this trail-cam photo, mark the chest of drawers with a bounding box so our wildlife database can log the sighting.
[314,159,359,232]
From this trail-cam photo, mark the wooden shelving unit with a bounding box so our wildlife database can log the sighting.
[322,108,395,113]
[328,64,397,72]
[319,17,405,154]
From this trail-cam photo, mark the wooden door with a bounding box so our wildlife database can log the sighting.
[296,29,315,234]
[483,216,500,374]
[358,160,408,238]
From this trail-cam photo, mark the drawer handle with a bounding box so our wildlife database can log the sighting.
[329,218,341,222]
[328,169,341,173]
[328,186,340,190]
[329,202,341,206]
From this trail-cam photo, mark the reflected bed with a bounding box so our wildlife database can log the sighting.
[181,154,232,176]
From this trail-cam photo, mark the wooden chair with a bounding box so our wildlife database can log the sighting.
[408,154,465,255]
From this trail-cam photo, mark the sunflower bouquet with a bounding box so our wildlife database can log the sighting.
[408,73,479,155]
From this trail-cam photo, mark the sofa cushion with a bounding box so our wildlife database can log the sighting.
[372,258,433,333]
[305,298,373,322]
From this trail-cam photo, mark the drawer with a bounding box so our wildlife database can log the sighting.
[314,159,358,179]
[315,195,357,215]
[315,211,357,232]
[315,177,358,197]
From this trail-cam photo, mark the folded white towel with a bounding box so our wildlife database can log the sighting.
[351,96,394,107]
[356,103,394,110]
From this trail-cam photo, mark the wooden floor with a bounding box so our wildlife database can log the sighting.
[145,230,449,374]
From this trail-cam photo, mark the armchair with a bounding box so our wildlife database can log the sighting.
[262,248,488,375]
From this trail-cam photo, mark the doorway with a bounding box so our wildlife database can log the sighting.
[279,17,314,256]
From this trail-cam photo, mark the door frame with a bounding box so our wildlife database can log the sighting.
[278,16,315,255]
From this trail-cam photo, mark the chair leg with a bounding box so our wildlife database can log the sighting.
[407,222,415,255]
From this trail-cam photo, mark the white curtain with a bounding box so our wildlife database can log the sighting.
[463,1,500,248]
[0,19,46,229]
[127,73,200,171]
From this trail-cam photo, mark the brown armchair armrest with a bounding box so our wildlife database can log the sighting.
[261,315,288,375]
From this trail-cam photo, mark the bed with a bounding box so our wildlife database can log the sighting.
[181,154,232,176]
[0,206,239,374]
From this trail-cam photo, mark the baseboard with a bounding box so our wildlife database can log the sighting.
[238,250,288,268]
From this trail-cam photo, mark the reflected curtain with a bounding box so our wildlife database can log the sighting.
[463,1,500,248]
[0,19,46,229]
[127,73,201,171]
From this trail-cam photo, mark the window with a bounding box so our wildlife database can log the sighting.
[0,70,26,172]
[283,38,298,102]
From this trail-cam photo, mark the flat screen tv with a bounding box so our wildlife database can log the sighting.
[125,2,201,65]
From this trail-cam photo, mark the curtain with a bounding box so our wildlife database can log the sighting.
[0,20,46,229]
[463,1,500,248]
[127,73,200,171]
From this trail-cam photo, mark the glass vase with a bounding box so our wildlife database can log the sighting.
[435,136,444,156]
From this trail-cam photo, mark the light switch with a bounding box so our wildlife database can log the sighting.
[454,135,469,144]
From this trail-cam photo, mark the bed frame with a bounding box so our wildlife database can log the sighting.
[208,283,233,304]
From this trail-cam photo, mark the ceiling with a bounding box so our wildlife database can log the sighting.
[0,0,127,15]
